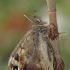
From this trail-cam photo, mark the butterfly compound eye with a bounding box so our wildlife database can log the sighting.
[13,66,18,70]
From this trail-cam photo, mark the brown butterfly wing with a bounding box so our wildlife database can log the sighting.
[8,29,36,70]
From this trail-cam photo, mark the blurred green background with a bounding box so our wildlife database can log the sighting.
[0,0,70,70]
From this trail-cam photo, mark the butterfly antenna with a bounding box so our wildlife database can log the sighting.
[24,14,33,23]
[32,10,38,17]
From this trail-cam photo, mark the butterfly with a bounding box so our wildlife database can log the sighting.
[8,16,52,70]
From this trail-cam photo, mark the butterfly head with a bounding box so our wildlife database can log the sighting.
[32,16,48,28]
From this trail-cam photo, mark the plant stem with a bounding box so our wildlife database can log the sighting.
[46,0,57,26]
[46,0,64,70]
[46,0,59,55]
[46,0,56,11]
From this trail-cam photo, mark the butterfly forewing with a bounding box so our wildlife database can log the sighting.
[8,29,36,70]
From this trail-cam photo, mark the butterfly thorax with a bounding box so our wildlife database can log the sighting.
[32,16,48,35]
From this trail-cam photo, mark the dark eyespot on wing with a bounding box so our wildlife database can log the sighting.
[13,66,18,70]
[14,54,19,62]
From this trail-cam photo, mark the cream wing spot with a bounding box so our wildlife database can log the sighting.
[16,48,21,56]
